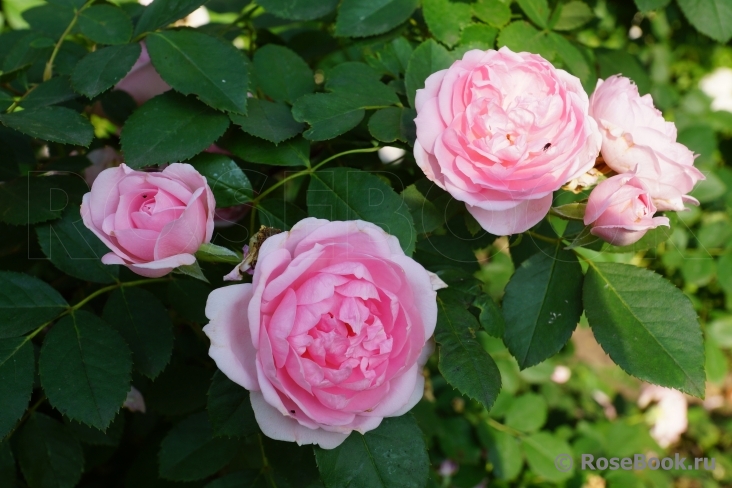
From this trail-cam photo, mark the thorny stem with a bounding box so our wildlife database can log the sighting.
[44,0,95,81]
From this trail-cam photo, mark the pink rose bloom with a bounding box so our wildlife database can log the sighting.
[414,46,601,235]
[203,218,438,448]
[584,173,669,246]
[115,42,170,105]
[589,75,704,211]
[81,163,215,278]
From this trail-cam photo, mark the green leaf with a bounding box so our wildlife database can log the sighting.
[553,1,594,30]
[253,44,314,104]
[517,0,550,28]
[147,29,250,114]
[307,167,416,255]
[16,414,84,488]
[292,93,365,141]
[134,0,207,36]
[434,292,502,410]
[66,413,125,446]
[325,63,400,106]
[47,0,87,8]
[167,279,212,324]
[502,244,583,369]
[583,262,705,397]
[477,425,523,481]
[472,0,511,27]
[102,288,173,379]
[473,293,505,338]
[498,21,555,61]
[23,4,75,39]
[223,132,310,167]
[521,432,574,482]
[0,107,93,146]
[175,261,209,283]
[460,24,499,49]
[159,412,239,481]
[188,152,252,207]
[230,99,304,144]
[21,77,77,109]
[78,5,133,45]
[195,243,241,264]
[314,415,429,488]
[258,199,308,231]
[596,49,650,95]
[0,441,16,485]
[39,311,133,429]
[335,0,419,38]
[367,107,415,143]
[36,207,120,284]
[677,0,732,43]
[258,0,338,20]
[204,470,269,488]
[207,370,258,438]
[423,0,472,47]
[0,271,67,339]
[405,39,454,107]
[71,43,142,98]
[120,92,230,168]
[0,174,84,226]
[0,338,34,438]
[634,0,671,11]
[550,202,586,220]
[505,393,547,432]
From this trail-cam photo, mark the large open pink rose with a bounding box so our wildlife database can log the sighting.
[81,163,215,278]
[414,46,601,235]
[203,218,439,448]
[589,75,704,211]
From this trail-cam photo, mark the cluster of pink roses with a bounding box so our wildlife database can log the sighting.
[414,47,704,245]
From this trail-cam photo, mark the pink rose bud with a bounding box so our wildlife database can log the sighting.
[203,218,439,449]
[589,75,704,211]
[413,46,601,235]
[81,163,215,278]
[584,173,669,246]
[114,42,171,106]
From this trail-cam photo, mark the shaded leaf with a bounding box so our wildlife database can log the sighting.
[0,271,68,339]
[71,43,142,98]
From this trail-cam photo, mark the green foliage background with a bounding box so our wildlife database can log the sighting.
[1,0,732,486]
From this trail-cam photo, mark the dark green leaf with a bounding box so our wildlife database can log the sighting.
[47,0,87,7]
[0,338,34,438]
[71,43,142,98]
[167,279,212,324]
[472,0,512,27]
[0,107,93,146]
[147,364,211,416]
[314,415,429,488]
[292,93,365,141]
[405,39,453,107]
[583,262,705,397]
[553,1,594,30]
[189,152,252,207]
[120,92,230,168]
[0,271,67,339]
[16,414,84,488]
[21,77,77,109]
[66,413,125,446]
[36,207,120,284]
[207,370,257,438]
[423,0,472,47]
[230,99,303,144]
[0,441,16,484]
[307,167,416,255]
[258,0,338,20]
[102,288,173,379]
[325,62,400,106]
[0,175,85,226]
[502,245,583,369]
[497,21,555,60]
[434,293,502,410]
[550,33,592,87]
[134,0,208,36]
[677,0,732,43]
[78,5,133,45]
[23,4,75,39]
[159,412,239,481]
[596,49,650,95]
[204,470,269,488]
[335,0,419,38]
[253,44,314,104]
[473,294,505,338]
[223,132,310,167]
[258,199,308,231]
[39,311,133,429]
[634,0,671,11]
[517,0,550,28]
[367,107,415,143]
[521,432,574,482]
[147,29,250,114]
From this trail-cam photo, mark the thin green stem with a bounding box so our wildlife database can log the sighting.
[486,418,523,438]
[64,277,170,314]
[526,230,561,244]
[4,85,39,114]
[44,0,95,81]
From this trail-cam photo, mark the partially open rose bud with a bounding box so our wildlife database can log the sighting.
[584,173,669,246]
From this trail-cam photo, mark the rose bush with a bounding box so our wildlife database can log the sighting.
[81,163,215,277]
[204,218,438,448]
[414,46,601,235]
